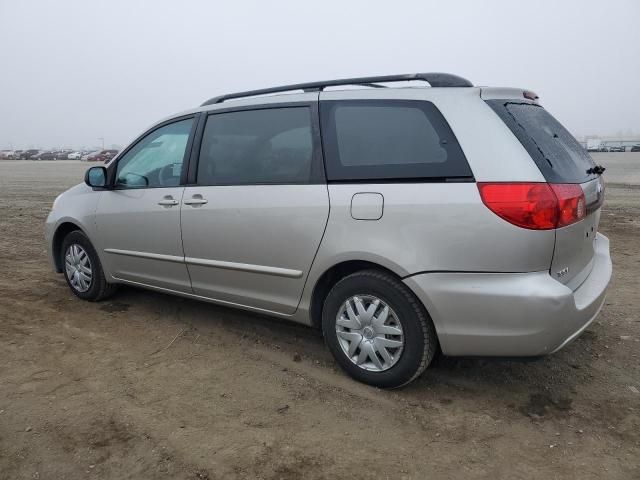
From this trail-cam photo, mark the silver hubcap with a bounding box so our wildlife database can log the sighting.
[335,295,404,372]
[65,244,92,293]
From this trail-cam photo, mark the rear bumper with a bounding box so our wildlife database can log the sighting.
[404,233,612,357]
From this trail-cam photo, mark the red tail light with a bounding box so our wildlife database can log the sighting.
[478,183,586,230]
[550,184,586,227]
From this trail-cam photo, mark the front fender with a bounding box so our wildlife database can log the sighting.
[45,184,103,273]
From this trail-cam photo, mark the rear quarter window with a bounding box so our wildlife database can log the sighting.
[320,100,472,181]
[486,100,597,184]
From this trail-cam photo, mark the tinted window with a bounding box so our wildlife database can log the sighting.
[115,118,193,188]
[198,107,314,185]
[487,101,597,184]
[321,100,472,181]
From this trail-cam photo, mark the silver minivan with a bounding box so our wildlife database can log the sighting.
[46,73,612,388]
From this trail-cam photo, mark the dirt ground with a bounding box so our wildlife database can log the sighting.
[1,157,638,479]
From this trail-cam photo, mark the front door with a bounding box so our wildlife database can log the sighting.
[180,104,329,314]
[95,117,195,292]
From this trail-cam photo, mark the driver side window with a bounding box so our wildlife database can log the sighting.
[115,118,193,188]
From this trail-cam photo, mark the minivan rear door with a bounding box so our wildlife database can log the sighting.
[486,100,605,289]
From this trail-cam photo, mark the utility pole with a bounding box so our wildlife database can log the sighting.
[98,137,105,150]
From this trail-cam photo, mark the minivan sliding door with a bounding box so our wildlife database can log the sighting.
[180,101,329,315]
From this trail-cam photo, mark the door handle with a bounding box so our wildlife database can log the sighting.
[158,196,179,207]
[184,195,208,206]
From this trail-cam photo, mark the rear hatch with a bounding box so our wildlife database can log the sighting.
[486,99,605,289]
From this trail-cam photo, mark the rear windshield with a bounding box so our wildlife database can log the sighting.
[487,100,596,184]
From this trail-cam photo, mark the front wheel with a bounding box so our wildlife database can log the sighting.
[60,230,117,301]
[322,270,438,388]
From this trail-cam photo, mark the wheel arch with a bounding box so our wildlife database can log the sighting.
[309,260,405,330]
[51,221,86,272]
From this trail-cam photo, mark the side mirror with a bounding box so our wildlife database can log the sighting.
[85,166,107,188]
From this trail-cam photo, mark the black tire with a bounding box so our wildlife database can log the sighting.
[322,269,438,389]
[60,230,117,301]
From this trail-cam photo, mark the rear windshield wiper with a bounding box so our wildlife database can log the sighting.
[586,165,606,175]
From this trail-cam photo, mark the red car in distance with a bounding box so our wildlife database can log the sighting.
[86,149,119,162]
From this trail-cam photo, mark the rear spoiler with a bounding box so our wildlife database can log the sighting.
[480,87,540,105]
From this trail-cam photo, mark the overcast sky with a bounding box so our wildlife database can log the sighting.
[1,0,639,150]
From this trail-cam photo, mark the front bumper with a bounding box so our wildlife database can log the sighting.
[44,214,57,271]
[404,233,612,357]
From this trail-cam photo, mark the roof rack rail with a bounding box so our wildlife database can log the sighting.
[201,72,473,106]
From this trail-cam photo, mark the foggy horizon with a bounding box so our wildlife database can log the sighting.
[1,0,639,150]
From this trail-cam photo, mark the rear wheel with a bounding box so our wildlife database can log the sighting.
[322,270,437,388]
[60,231,117,301]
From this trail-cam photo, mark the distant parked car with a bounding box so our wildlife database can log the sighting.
[67,151,83,160]
[54,150,73,160]
[3,150,20,159]
[598,146,609,152]
[101,149,119,162]
[631,145,640,152]
[608,146,625,153]
[20,149,40,159]
[32,151,56,160]
[83,151,102,162]
[10,150,24,159]
[80,151,99,161]
[86,149,118,162]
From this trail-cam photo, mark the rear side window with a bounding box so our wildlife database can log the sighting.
[197,107,315,185]
[320,100,472,181]
[487,101,597,184]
